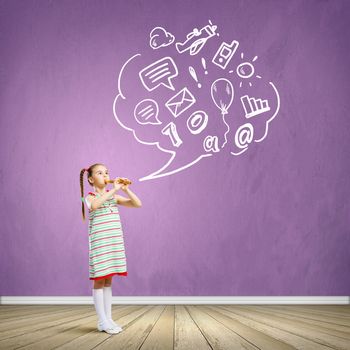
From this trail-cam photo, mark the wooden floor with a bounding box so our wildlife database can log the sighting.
[0,304,349,349]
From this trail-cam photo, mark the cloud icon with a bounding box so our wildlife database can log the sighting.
[149,26,175,50]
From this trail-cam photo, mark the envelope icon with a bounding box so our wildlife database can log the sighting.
[165,87,196,118]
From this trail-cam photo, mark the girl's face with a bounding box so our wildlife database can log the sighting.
[90,166,110,187]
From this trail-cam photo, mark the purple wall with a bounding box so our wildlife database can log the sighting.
[1,0,349,296]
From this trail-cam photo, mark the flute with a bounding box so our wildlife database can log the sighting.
[104,178,132,185]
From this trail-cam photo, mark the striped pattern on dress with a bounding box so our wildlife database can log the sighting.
[85,190,128,280]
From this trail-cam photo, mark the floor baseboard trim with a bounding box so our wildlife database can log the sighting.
[1,296,349,305]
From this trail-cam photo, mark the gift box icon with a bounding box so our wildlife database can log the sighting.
[165,87,196,118]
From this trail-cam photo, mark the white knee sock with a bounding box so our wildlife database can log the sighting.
[92,288,108,324]
[103,286,113,321]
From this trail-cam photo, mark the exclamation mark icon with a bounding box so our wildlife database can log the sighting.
[189,66,201,88]
[201,57,208,75]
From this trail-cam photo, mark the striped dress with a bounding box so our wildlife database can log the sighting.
[85,190,128,280]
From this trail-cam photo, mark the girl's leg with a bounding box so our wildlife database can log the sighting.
[93,279,105,289]
[92,278,118,333]
[104,276,112,286]
[103,276,122,330]
[92,279,107,323]
[103,277,113,320]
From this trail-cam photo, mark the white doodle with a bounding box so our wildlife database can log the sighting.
[187,111,208,135]
[149,27,175,50]
[241,95,270,118]
[188,66,201,88]
[203,135,220,153]
[140,153,213,181]
[211,78,234,148]
[212,40,239,69]
[175,20,218,56]
[231,123,254,156]
[117,53,141,100]
[165,87,196,118]
[230,52,262,88]
[139,56,178,91]
[113,20,282,181]
[231,81,280,155]
[201,57,208,75]
[253,82,280,143]
[134,99,161,125]
[161,122,183,147]
[113,53,213,182]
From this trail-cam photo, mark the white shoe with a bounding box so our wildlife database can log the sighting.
[97,320,121,334]
[107,318,123,332]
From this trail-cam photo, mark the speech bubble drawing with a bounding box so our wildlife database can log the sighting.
[113,53,213,181]
[113,21,281,182]
[139,56,178,92]
[134,99,161,125]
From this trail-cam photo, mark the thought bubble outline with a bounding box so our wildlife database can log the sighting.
[254,82,280,142]
[113,53,213,182]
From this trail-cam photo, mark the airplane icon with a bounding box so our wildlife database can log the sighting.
[175,20,218,56]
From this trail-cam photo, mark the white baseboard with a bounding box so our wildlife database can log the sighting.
[1,296,349,305]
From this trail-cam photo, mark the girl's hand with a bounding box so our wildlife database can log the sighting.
[113,178,123,191]
[120,178,130,192]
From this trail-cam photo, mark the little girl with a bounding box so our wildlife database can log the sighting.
[80,163,142,334]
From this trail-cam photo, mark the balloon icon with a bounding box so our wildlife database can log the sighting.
[210,78,234,148]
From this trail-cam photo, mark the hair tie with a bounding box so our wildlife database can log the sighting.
[81,197,85,203]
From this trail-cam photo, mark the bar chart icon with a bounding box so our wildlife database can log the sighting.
[240,95,270,118]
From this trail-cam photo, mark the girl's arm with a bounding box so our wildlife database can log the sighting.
[115,188,142,208]
[90,188,118,211]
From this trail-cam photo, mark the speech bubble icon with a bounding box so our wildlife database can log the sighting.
[134,99,161,125]
[139,56,178,91]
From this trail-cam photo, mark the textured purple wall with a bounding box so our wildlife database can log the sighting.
[0,0,349,296]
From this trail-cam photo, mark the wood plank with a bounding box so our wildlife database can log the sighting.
[92,305,165,350]
[174,305,211,350]
[208,305,333,350]
[139,305,174,350]
[5,306,146,350]
[243,305,350,331]
[55,305,153,350]
[186,305,259,349]
[0,305,57,313]
[200,305,296,350]
[251,305,350,321]
[0,306,98,333]
[219,305,349,350]
[236,306,350,339]
[0,305,75,320]
[1,304,349,350]
[290,305,350,316]
[266,305,350,319]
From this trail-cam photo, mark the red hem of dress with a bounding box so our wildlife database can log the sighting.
[89,271,127,280]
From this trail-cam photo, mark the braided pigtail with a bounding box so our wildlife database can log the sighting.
[80,168,87,221]
[80,163,104,221]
